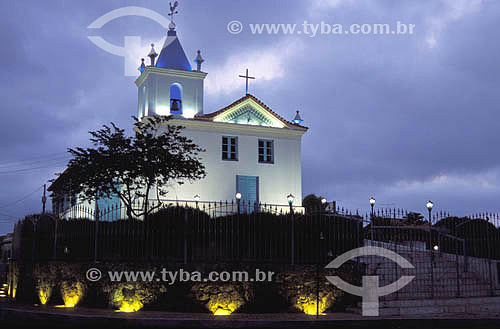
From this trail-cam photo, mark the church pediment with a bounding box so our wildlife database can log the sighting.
[194,94,308,130]
[216,104,282,127]
[213,99,285,128]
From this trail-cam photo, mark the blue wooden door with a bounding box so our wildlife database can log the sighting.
[236,175,259,213]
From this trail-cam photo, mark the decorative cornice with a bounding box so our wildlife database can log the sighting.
[162,117,306,138]
[135,67,207,86]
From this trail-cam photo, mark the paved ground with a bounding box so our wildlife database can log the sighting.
[2,301,500,328]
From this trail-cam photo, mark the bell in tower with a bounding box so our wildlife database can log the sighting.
[170,98,182,114]
[134,1,207,119]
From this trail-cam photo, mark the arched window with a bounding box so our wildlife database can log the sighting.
[170,83,183,115]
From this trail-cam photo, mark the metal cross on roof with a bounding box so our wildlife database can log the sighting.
[168,1,179,23]
[239,69,255,95]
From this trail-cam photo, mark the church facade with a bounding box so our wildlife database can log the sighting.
[50,16,307,217]
[135,22,307,208]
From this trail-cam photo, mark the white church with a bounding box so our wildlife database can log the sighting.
[51,10,307,217]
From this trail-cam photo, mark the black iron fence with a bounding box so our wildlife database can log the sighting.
[363,215,500,300]
[11,202,362,265]
[9,201,500,301]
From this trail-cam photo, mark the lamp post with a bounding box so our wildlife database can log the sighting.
[287,194,295,214]
[194,194,200,208]
[288,193,295,265]
[426,200,434,252]
[369,197,376,241]
[426,200,434,298]
[426,200,434,224]
[320,197,327,214]
[235,192,242,214]
[369,197,376,217]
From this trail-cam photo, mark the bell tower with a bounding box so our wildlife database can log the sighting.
[135,4,207,119]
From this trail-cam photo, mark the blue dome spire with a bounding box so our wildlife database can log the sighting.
[156,25,192,71]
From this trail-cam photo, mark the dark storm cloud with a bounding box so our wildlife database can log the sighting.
[295,0,500,212]
[1,0,499,234]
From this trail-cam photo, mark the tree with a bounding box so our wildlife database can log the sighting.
[51,117,206,220]
[302,194,327,215]
[402,212,426,225]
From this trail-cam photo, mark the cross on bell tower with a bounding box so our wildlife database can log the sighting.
[239,69,255,95]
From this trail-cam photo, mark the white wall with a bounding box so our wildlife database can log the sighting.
[161,121,303,206]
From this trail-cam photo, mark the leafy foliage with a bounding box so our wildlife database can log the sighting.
[51,117,206,219]
[402,212,427,225]
[302,194,327,215]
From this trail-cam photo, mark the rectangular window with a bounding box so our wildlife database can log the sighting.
[222,136,238,161]
[258,139,274,163]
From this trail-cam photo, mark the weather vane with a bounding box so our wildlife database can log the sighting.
[168,1,179,24]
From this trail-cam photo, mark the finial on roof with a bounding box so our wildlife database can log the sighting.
[194,50,204,71]
[148,43,158,66]
[138,58,146,73]
[293,110,303,125]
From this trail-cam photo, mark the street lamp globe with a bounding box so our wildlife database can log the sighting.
[287,194,295,205]
[194,194,200,202]
[320,197,327,205]
[235,192,242,200]
[426,200,434,210]
[369,197,376,206]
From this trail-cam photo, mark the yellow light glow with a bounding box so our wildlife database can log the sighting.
[213,308,232,316]
[62,296,79,308]
[38,286,52,305]
[193,283,249,316]
[297,296,329,316]
[115,299,144,313]
[60,281,84,308]
[110,284,150,313]
[208,302,237,316]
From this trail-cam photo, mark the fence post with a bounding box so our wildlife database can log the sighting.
[31,217,37,263]
[53,215,58,260]
[291,212,295,266]
[487,217,493,296]
[184,209,188,264]
[94,205,99,263]
[464,240,468,272]
[428,213,434,299]
[454,225,460,297]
